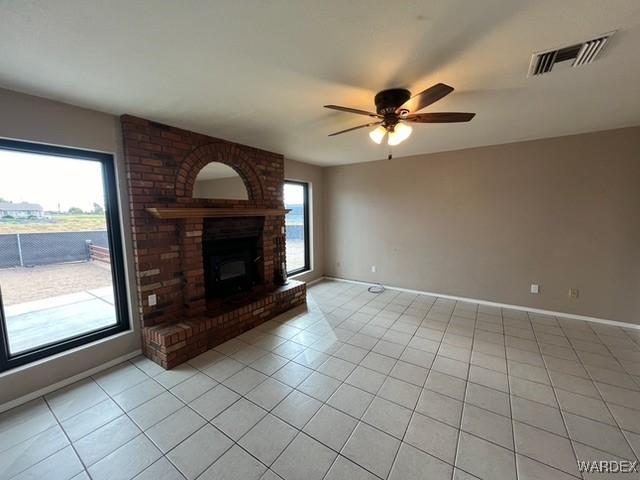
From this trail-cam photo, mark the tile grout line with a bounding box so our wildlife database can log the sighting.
[503,307,520,480]
[5,369,160,480]
[559,321,640,463]
[315,290,587,478]
[69,360,244,479]
[335,289,445,478]
[41,394,93,480]
[84,362,191,480]
[369,291,437,479]
[336,288,587,477]
[318,286,412,480]
[90,359,280,480]
[465,322,640,420]
[591,323,640,390]
[374,294,438,480]
[157,366,280,478]
[310,284,640,477]
[6,377,133,480]
[450,302,480,480]
[213,285,404,478]
[527,312,585,480]
[315,282,640,477]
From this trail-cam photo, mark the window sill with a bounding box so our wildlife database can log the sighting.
[288,268,310,278]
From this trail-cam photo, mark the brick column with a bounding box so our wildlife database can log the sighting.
[120,115,305,370]
[180,218,206,317]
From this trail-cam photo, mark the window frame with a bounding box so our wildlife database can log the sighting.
[0,138,130,372]
[284,180,311,276]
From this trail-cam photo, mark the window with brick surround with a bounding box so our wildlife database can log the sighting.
[284,181,310,275]
[0,139,129,372]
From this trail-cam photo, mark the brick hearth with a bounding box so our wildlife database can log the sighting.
[121,115,306,368]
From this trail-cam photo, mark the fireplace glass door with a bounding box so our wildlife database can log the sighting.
[204,235,259,298]
[219,259,246,281]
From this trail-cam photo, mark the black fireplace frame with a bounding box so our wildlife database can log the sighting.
[203,235,260,298]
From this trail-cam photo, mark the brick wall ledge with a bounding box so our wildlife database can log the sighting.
[142,280,307,368]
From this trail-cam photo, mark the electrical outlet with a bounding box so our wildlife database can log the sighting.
[371,265,377,273]
[148,294,157,306]
[568,288,579,299]
[530,284,540,294]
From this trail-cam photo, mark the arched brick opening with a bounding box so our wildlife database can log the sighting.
[175,142,264,201]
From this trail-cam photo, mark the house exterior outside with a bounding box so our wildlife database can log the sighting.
[0,202,44,218]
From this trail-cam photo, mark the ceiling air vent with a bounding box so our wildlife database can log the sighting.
[528,31,615,77]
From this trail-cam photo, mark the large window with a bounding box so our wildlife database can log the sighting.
[284,181,310,275]
[0,139,129,371]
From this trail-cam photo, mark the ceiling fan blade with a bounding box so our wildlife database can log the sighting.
[404,112,476,123]
[328,121,381,137]
[324,105,380,118]
[396,83,454,114]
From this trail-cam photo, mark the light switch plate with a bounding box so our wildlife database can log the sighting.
[148,294,157,306]
[530,284,540,294]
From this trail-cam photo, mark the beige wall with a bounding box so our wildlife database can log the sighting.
[285,158,324,283]
[193,175,249,199]
[324,127,640,324]
[0,88,141,405]
[636,270,640,322]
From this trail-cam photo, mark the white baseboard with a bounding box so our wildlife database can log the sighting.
[306,277,325,287]
[322,276,640,331]
[0,349,142,413]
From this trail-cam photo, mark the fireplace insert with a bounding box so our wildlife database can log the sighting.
[203,235,260,298]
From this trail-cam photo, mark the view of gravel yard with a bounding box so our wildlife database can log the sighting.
[0,262,112,306]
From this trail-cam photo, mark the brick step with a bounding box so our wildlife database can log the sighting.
[143,280,306,369]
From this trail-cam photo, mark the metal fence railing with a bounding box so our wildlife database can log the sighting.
[0,230,109,268]
[89,244,111,264]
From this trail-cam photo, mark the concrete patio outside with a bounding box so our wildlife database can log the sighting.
[0,262,117,354]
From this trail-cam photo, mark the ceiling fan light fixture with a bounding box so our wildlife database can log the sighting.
[387,123,412,146]
[369,125,387,144]
[325,83,475,143]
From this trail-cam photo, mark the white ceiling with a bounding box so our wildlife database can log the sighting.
[0,0,639,166]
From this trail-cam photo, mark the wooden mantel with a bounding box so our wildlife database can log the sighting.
[146,207,290,219]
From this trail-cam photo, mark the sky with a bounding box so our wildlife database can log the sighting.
[284,183,304,205]
[0,148,301,212]
[0,149,105,212]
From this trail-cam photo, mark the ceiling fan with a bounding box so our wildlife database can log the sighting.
[324,83,475,146]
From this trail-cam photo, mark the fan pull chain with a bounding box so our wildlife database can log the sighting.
[388,145,393,160]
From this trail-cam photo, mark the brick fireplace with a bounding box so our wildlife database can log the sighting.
[121,115,306,369]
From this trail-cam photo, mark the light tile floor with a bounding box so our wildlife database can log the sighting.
[2,279,640,480]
